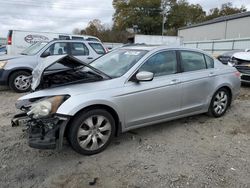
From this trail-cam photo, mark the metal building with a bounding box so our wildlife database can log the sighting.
[178,11,250,41]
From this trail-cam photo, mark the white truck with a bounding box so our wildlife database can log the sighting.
[6,30,100,55]
[129,34,183,46]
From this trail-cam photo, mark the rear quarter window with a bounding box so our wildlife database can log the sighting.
[205,55,214,68]
[89,43,106,55]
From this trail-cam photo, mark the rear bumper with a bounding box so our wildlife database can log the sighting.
[0,69,11,85]
[11,113,70,150]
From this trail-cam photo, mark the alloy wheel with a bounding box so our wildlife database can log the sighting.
[14,75,31,91]
[213,91,228,115]
[77,115,112,151]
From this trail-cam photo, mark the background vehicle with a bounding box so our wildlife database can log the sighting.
[6,30,101,55]
[0,46,7,55]
[217,50,244,64]
[0,40,106,92]
[228,51,250,83]
[12,46,241,155]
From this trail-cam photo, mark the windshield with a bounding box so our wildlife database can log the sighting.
[21,42,48,55]
[89,49,148,78]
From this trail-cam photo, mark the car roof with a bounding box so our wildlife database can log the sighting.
[121,45,208,54]
[50,39,103,44]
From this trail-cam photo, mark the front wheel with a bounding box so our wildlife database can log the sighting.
[208,88,231,117]
[68,109,115,155]
[9,71,31,93]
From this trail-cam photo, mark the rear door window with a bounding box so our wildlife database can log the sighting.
[71,42,89,56]
[89,43,106,55]
[180,51,207,72]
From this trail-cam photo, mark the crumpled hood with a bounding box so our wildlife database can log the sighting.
[233,52,250,61]
[0,54,25,61]
[31,55,68,90]
[31,55,109,91]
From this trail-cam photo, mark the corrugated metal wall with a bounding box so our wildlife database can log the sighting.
[183,38,250,55]
[178,16,250,41]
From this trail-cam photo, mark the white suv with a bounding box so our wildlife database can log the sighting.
[0,40,106,92]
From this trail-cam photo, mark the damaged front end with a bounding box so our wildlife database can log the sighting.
[11,95,70,150]
[229,52,250,83]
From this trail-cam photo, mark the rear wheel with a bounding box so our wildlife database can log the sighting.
[9,71,31,93]
[208,88,230,117]
[68,109,115,155]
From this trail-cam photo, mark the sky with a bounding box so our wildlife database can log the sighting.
[0,0,250,37]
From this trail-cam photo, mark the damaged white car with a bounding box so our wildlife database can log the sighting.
[228,51,250,83]
[12,46,241,155]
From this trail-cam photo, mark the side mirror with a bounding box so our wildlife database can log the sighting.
[41,51,51,58]
[135,71,154,82]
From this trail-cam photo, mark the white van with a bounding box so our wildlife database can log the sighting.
[7,30,101,55]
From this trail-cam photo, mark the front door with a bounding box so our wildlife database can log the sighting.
[119,50,182,128]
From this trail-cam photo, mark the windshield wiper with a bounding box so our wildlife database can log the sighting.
[20,53,27,55]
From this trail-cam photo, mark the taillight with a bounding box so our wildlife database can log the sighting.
[7,30,13,45]
[234,71,241,78]
[8,36,12,45]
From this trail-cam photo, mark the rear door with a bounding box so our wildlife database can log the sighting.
[178,50,216,114]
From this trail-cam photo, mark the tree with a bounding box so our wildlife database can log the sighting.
[113,0,163,35]
[165,0,205,35]
[75,19,129,43]
[113,0,206,36]
[72,28,81,35]
[205,2,247,20]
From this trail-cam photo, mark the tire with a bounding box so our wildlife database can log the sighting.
[9,71,31,93]
[208,88,231,118]
[68,109,115,155]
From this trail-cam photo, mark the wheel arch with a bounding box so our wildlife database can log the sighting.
[213,85,232,106]
[65,104,122,137]
[7,68,33,85]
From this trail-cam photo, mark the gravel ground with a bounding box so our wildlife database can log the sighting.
[0,86,249,188]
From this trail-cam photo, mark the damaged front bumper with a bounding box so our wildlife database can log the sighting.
[11,113,70,150]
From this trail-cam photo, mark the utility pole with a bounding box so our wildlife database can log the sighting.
[162,12,164,36]
[161,0,169,37]
[162,12,166,36]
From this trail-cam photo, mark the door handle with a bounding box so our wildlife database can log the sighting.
[170,79,181,84]
[87,57,94,59]
[209,72,215,77]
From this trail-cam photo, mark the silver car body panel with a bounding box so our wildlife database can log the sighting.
[18,46,241,133]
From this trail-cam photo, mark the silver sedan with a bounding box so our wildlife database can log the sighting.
[12,46,241,155]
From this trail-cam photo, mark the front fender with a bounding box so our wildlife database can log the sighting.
[57,96,124,125]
